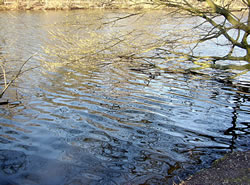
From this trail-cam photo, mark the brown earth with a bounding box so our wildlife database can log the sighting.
[180,151,250,185]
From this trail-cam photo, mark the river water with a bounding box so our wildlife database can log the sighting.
[0,10,250,185]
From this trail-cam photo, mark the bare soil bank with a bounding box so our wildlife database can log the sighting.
[180,151,250,185]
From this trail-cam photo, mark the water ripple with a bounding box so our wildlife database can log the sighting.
[0,10,249,184]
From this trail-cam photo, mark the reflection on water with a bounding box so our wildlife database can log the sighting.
[0,10,249,184]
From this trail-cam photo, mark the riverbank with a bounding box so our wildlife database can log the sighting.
[0,0,162,10]
[180,151,250,185]
[0,0,245,11]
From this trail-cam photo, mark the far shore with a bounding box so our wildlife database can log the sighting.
[0,1,165,11]
[0,0,245,11]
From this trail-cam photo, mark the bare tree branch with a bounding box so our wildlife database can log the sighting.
[152,0,250,62]
[0,54,36,99]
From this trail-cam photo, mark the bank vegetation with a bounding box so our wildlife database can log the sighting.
[0,0,159,10]
[0,0,245,10]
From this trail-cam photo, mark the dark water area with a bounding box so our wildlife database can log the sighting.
[0,10,250,185]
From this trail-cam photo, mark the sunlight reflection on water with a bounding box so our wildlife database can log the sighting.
[0,10,249,185]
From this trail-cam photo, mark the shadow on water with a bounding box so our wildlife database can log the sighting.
[224,93,250,151]
[0,10,249,185]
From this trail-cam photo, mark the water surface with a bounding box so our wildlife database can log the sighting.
[0,10,249,185]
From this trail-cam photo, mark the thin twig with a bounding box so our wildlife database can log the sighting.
[0,54,36,98]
